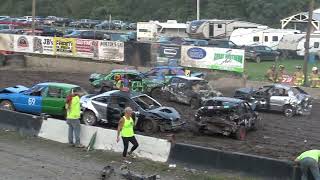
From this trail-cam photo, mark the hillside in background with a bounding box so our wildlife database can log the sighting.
[0,0,317,27]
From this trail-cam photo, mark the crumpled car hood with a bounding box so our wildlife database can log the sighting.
[146,106,181,121]
[0,85,29,94]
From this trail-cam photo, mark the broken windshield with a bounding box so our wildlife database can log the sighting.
[132,95,161,110]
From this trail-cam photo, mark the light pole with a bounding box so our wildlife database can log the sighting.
[32,0,36,35]
[197,0,200,20]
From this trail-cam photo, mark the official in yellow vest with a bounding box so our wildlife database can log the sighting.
[65,90,84,148]
[265,64,277,82]
[117,107,139,158]
[309,67,320,88]
[293,65,305,86]
[276,65,287,83]
[295,150,320,180]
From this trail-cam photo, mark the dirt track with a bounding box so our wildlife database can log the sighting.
[1,69,319,161]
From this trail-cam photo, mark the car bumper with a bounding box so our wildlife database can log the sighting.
[162,120,186,131]
[296,105,312,115]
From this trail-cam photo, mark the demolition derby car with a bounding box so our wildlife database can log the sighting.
[0,83,87,116]
[80,90,184,133]
[193,97,261,140]
[89,69,163,96]
[234,84,312,117]
[162,76,222,108]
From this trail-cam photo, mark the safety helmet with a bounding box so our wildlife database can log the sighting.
[279,65,284,69]
[312,67,318,71]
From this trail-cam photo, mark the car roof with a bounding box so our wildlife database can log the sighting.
[175,76,203,81]
[38,82,79,89]
[98,90,143,98]
[270,84,291,90]
[207,97,244,103]
[111,69,140,74]
[153,66,183,69]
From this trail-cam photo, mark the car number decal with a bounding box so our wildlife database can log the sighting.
[28,98,36,106]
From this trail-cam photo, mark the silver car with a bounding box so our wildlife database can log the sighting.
[234,84,312,117]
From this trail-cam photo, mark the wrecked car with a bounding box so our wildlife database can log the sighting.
[89,69,164,97]
[162,76,222,108]
[234,84,312,117]
[80,90,184,133]
[193,97,261,140]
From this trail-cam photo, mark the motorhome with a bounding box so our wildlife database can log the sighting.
[137,20,187,42]
[278,32,320,58]
[229,28,300,49]
[186,19,263,39]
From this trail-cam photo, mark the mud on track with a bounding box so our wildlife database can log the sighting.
[1,69,319,161]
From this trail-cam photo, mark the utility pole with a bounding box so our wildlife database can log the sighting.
[32,0,36,35]
[303,0,314,85]
[197,0,200,20]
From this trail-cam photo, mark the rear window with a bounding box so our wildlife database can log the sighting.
[253,36,259,42]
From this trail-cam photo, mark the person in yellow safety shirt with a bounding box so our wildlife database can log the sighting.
[114,74,123,90]
[265,64,277,82]
[309,67,320,88]
[65,89,84,148]
[116,107,139,159]
[295,150,320,180]
[293,65,305,86]
[276,65,287,83]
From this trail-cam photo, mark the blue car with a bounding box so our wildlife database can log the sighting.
[143,66,205,82]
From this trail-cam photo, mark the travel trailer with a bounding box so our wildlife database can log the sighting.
[229,28,300,50]
[186,19,263,39]
[278,32,320,58]
[137,20,187,42]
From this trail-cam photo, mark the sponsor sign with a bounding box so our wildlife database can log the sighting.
[76,39,99,58]
[181,46,245,73]
[53,37,76,56]
[13,35,33,52]
[32,36,54,55]
[0,34,14,51]
[98,41,124,62]
[159,45,181,59]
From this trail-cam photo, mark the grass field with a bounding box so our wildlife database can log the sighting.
[246,58,320,81]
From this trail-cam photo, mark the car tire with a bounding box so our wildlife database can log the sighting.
[142,119,159,134]
[0,100,15,111]
[255,56,261,63]
[190,98,200,109]
[150,87,162,99]
[82,110,98,126]
[283,105,295,118]
[235,126,246,141]
[100,86,112,93]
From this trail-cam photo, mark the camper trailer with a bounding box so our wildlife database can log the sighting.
[230,28,300,50]
[278,32,320,58]
[186,19,263,39]
[137,20,187,42]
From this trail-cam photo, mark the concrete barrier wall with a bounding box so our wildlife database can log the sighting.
[0,110,42,136]
[38,118,171,162]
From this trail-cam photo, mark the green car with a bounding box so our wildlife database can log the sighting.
[0,82,87,117]
[89,69,164,97]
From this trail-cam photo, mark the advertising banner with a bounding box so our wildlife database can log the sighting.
[181,46,245,73]
[98,41,124,62]
[0,34,14,51]
[13,35,33,53]
[53,37,76,56]
[32,36,54,55]
[75,39,99,59]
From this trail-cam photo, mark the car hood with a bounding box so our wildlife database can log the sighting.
[0,85,29,93]
[295,93,312,102]
[146,107,181,121]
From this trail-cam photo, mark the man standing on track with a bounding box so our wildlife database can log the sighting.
[66,89,84,148]
[295,149,320,180]
[116,107,139,159]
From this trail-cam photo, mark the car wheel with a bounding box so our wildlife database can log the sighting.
[150,87,162,99]
[82,110,98,126]
[255,56,261,63]
[0,100,15,111]
[283,105,295,118]
[100,86,112,93]
[235,126,246,141]
[142,119,159,134]
[190,98,200,109]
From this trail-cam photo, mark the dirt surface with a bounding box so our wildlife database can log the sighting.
[0,69,319,161]
[0,130,252,180]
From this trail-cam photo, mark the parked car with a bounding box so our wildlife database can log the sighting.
[207,39,239,49]
[0,83,87,117]
[95,21,116,30]
[64,30,106,40]
[35,26,64,37]
[162,76,222,109]
[54,17,73,27]
[89,69,164,97]
[143,66,205,83]
[244,45,280,63]
[80,90,184,133]
[234,84,312,117]
[193,97,261,140]
[128,23,137,30]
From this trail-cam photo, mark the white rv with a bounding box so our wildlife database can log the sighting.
[137,20,187,42]
[278,32,320,58]
[187,19,263,39]
[229,28,300,49]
